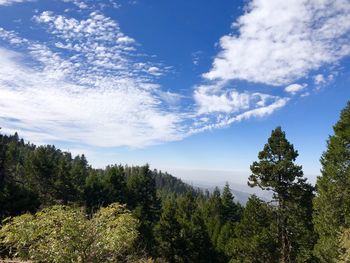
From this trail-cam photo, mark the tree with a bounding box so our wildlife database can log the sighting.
[0,132,39,220]
[104,165,127,205]
[154,196,183,262]
[229,195,279,263]
[70,154,89,203]
[127,165,161,253]
[175,192,215,263]
[313,101,350,262]
[84,170,107,214]
[221,182,242,222]
[249,127,314,263]
[202,187,223,247]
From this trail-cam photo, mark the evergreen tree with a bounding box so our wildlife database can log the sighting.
[0,132,39,220]
[176,192,215,263]
[249,127,314,263]
[127,165,161,253]
[154,196,183,262]
[229,195,279,263]
[84,170,106,214]
[104,165,127,205]
[221,182,242,222]
[28,145,61,205]
[202,187,223,247]
[70,154,89,203]
[313,101,350,262]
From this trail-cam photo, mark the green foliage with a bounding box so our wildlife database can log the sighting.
[0,133,39,221]
[0,203,139,263]
[87,203,140,262]
[152,169,195,196]
[125,165,161,255]
[228,195,279,263]
[175,192,215,263]
[155,192,217,263]
[84,169,107,214]
[338,228,350,263]
[202,187,224,247]
[4,117,350,263]
[221,183,242,222]
[154,196,183,263]
[314,101,350,262]
[249,127,315,263]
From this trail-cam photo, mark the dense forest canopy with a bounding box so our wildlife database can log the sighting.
[1,101,350,262]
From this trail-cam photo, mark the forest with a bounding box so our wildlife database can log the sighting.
[0,101,350,263]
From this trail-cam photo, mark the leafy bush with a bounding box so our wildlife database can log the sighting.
[0,203,139,263]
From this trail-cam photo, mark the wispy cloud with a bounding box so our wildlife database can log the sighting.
[0,47,185,147]
[0,0,32,6]
[194,83,282,115]
[204,0,350,86]
[0,3,291,148]
[285,83,306,95]
[0,10,187,147]
[9,1,349,148]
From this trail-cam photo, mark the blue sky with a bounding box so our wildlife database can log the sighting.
[0,0,349,186]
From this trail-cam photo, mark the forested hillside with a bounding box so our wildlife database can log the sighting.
[1,101,350,262]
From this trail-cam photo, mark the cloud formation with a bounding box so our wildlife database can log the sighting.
[0,9,188,147]
[0,0,31,5]
[285,84,306,95]
[6,1,344,148]
[204,0,350,86]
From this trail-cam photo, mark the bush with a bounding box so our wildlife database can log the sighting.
[0,203,139,263]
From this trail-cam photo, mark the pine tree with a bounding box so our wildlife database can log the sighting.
[176,192,215,263]
[0,132,39,220]
[84,170,106,214]
[229,195,279,263]
[221,182,242,222]
[154,196,182,262]
[313,101,350,262]
[104,165,127,205]
[70,154,89,203]
[249,127,314,263]
[202,187,223,247]
[126,165,161,253]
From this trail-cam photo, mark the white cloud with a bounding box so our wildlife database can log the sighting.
[188,97,289,135]
[116,36,135,44]
[285,83,306,95]
[0,11,186,148]
[194,86,251,114]
[0,0,32,6]
[0,5,290,148]
[204,0,350,86]
[314,74,326,85]
[0,48,184,147]
[147,66,159,74]
[63,0,88,9]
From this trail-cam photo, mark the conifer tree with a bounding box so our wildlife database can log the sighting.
[202,187,223,247]
[127,165,161,254]
[154,196,182,262]
[229,195,279,263]
[249,127,314,263]
[176,192,215,263]
[221,182,242,222]
[313,101,350,262]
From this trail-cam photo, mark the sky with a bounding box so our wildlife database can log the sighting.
[0,0,349,186]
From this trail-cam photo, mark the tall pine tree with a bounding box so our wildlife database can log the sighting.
[249,127,314,263]
[313,101,350,262]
